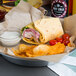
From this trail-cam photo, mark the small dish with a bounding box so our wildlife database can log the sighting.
[0,27,21,47]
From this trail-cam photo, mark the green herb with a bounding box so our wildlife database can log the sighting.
[15,0,28,6]
[15,0,20,6]
[21,26,29,34]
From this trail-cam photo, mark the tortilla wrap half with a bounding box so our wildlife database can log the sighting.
[21,17,64,44]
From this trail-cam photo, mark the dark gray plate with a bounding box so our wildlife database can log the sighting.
[0,53,48,67]
[0,48,76,67]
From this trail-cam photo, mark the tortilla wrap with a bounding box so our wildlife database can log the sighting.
[22,17,64,44]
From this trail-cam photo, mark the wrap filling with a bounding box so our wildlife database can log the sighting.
[22,28,40,43]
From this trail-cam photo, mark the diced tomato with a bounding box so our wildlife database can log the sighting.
[56,37,63,43]
[62,33,70,40]
[49,40,58,46]
[63,39,70,46]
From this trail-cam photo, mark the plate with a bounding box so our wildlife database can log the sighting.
[1,53,48,67]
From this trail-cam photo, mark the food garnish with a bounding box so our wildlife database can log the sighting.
[56,37,63,43]
[62,33,70,40]
[49,40,58,46]
[63,39,70,46]
[21,26,29,34]
[49,33,70,46]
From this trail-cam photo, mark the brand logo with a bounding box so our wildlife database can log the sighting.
[51,0,67,17]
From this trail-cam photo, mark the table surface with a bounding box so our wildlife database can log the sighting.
[0,55,59,76]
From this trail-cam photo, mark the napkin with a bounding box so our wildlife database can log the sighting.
[48,49,76,76]
[4,0,43,29]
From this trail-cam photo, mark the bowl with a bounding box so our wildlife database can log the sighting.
[0,27,21,47]
[1,53,48,67]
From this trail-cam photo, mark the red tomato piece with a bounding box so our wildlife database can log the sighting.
[56,38,63,43]
[62,33,70,40]
[63,39,70,46]
[49,40,58,46]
